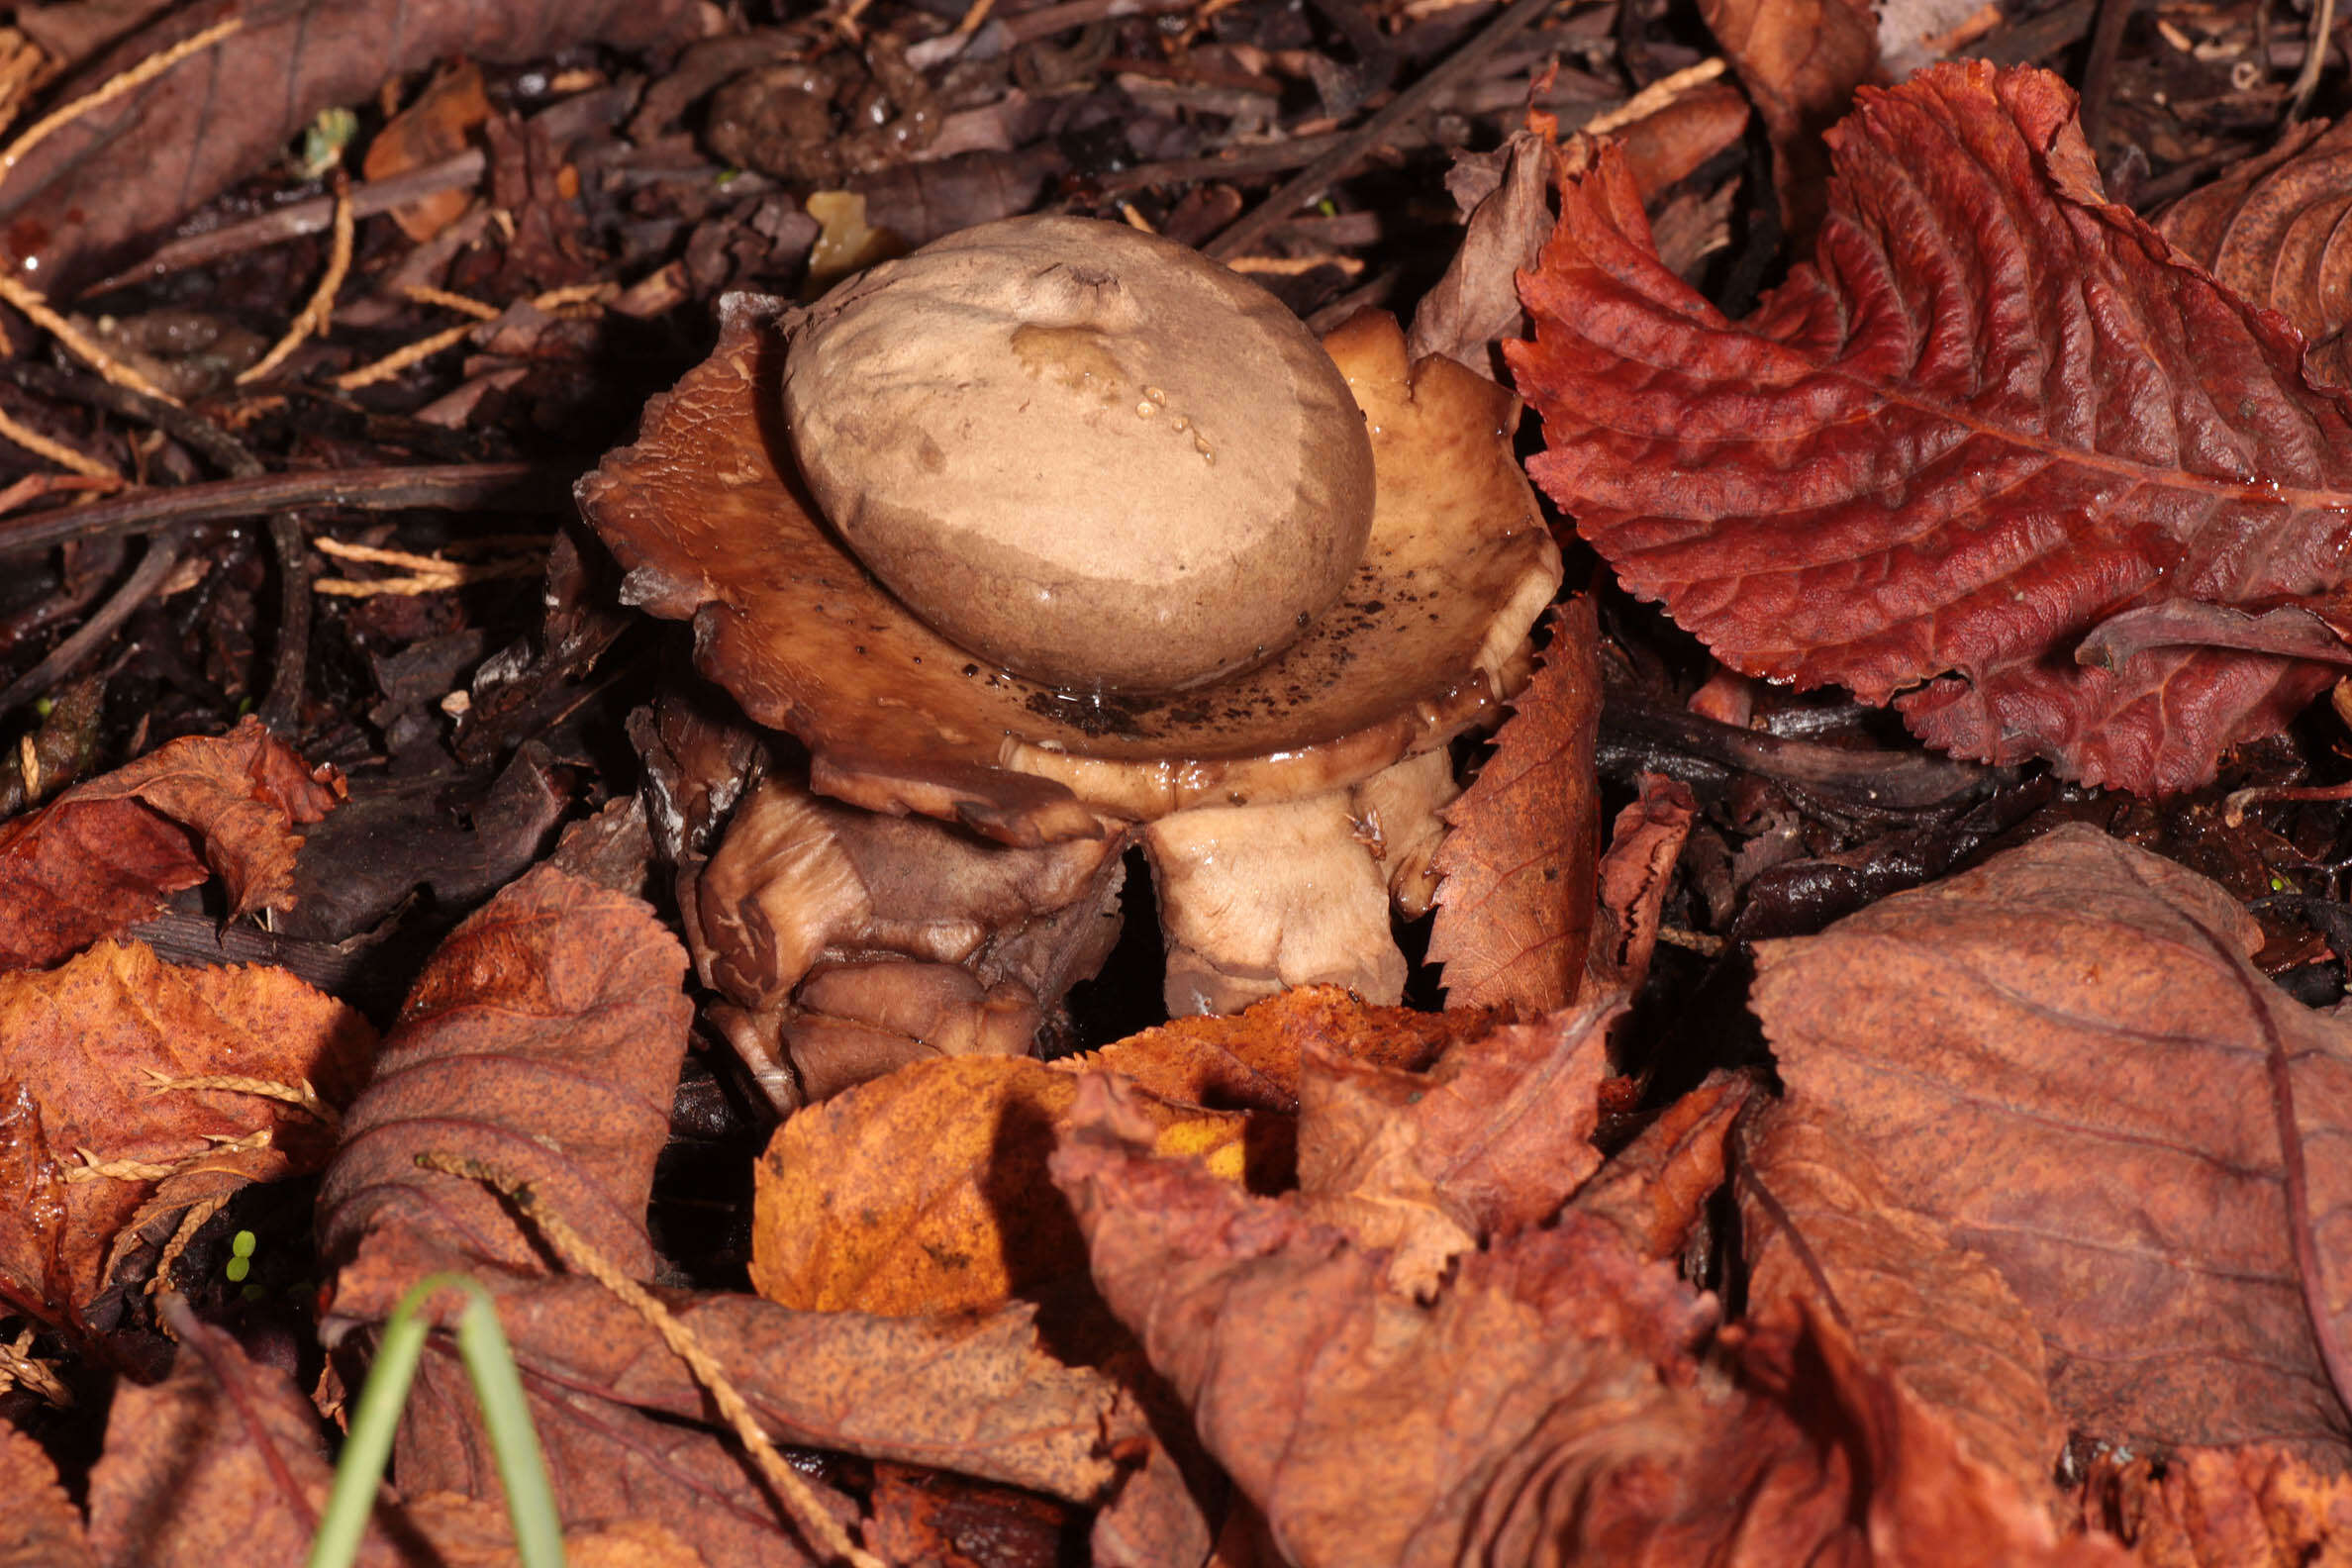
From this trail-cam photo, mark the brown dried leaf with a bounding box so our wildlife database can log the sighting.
[0,715,341,970]
[1427,597,1602,1012]
[1052,1074,2131,1565]
[1051,1072,1717,1567]
[1697,0,1884,245]
[1295,997,1613,1293]
[750,1054,1252,1317]
[1407,128,1561,378]
[1613,80,1754,201]
[0,1420,94,1568]
[1052,983,1505,1112]
[1570,1071,1753,1261]
[363,60,492,243]
[1737,1097,2067,1503]
[2156,116,2352,387]
[0,939,371,1325]
[86,1301,708,1568]
[1512,63,2352,792]
[1587,771,1697,994]
[319,865,1146,1558]
[1752,824,2352,1460]
[2084,1443,2352,1565]
[0,0,700,291]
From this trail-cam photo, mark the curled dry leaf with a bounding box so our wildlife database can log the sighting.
[2083,1443,2352,1564]
[0,714,341,971]
[1752,824,2352,1460]
[1427,597,1602,1013]
[1295,996,1613,1295]
[750,1054,1254,1317]
[0,939,370,1326]
[1736,1098,2066,1503]
[1569,1070,1752,1262]
[1053,982,1505,1113]
[1512,62,2352,792]
[2156,115,2352,387]
[1586,770,1698,994]
[0,0,702,291]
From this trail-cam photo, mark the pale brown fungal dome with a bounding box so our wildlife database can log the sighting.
[780,215,1377,693]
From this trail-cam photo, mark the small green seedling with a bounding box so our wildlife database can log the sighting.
[305,1274,564,1568]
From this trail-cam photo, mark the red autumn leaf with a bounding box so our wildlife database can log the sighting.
[1751,824,2352,1461]
[1510,61,2352,793]
[0,716,342,971]
[1427,597,1602,1011]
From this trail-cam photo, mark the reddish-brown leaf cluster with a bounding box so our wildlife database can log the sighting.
[1513,61,2352,793]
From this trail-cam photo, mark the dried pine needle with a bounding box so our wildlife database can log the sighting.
[0,17,241,174]
[237,173,354,384]
[0,403,115,480]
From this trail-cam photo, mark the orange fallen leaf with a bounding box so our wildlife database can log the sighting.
[0,939,371,1326]
[0,1420,93,1568]
[363,60,492,242]
[751,1054,1255,1317]
[1427,597,1602,1013]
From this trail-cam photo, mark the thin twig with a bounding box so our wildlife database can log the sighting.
[335,283,616,390]
[0,531,180,716]
[258,512,311,734]
[1204,0,1563,259]
[418,1152,885,1568]
[83,150,486,296]
[0,17,241,175]
[237,173,354,384]
[0,359,256,475]
[0,460,559,556]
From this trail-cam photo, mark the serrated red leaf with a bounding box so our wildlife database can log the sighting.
[1510,61,2352,793]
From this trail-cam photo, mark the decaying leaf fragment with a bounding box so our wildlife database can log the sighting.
[0,715,342,971]
[1513,61,2352,792]
[1752,824,2352,1461]
[2082,1442,2352,1564]
[1427,597,1602,1012]
[0,939,370,1326]
[2156,115,2352,388]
